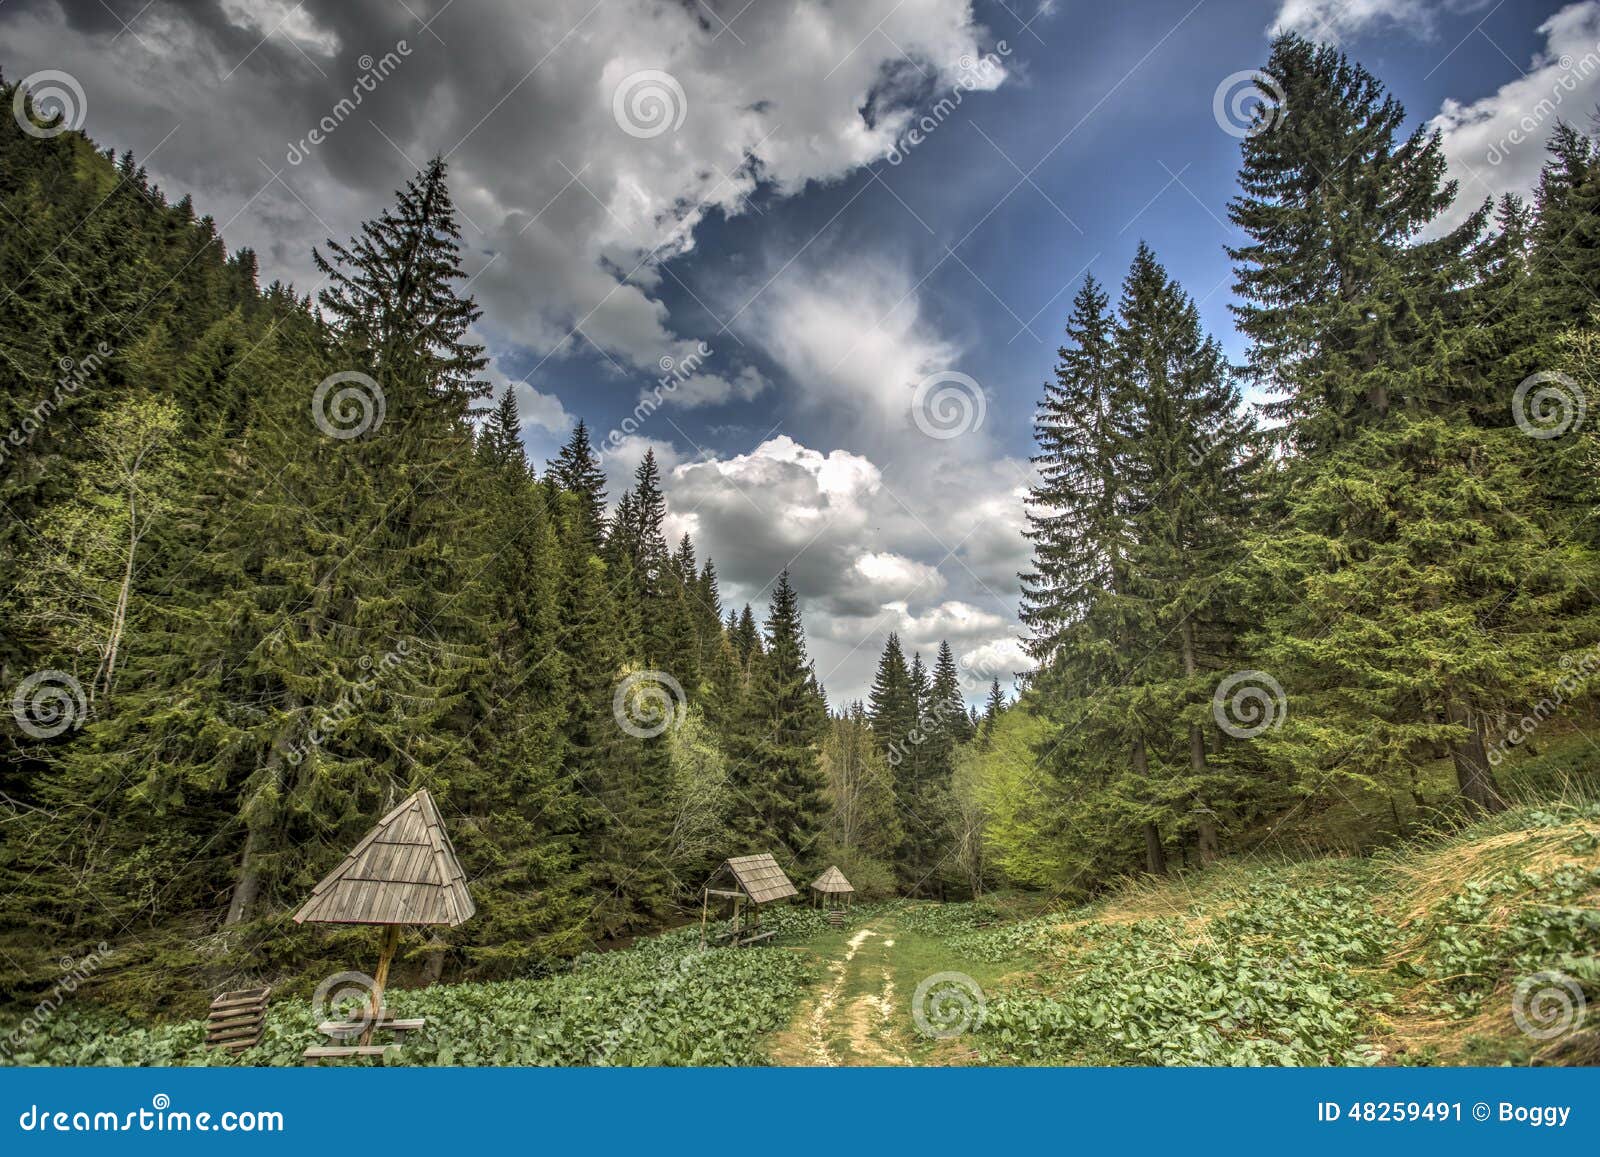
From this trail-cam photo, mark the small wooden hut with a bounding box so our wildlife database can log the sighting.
[294,789,473,1053]
[810,865,854,918]
[699,853,797,948]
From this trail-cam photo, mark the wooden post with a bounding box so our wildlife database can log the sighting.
[364,924,401,1045]
[699,888,709,950]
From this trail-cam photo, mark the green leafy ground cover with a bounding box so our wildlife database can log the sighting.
[5,804,1595,1067]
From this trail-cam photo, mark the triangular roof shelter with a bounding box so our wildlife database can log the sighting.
[294,788,474,927]
[699,853,797,947]
[811,865,854,894]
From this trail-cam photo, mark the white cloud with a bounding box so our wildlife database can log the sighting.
[737,255,960,440]
[1270,0,1485,41]
[513,382,573,434]
[852,552,947,603]
[652,365,769,409]
[1,0,1008,379]
[219,0,339,56]
[884,600,1010,641]
[958,636,1037,686]
[657,434,1028,703]
[1429,2,1600,233]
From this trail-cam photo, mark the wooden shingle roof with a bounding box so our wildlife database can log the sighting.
[293,789,474,927]
[720,853,798,904]
[811,865,854,894]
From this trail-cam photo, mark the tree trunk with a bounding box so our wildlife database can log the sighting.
[1142,821,1167,876]
[98,490,141,702]
[224,826,265,927]
[224,712,299,925]
[420,937,446,986]
[1132,736,1167,875]
[1180,621,1218,864]
[1447,698,1504,815]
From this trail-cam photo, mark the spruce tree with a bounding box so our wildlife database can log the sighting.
[1021,274,1120,665]
[981,679,1008,743]
[724,573,827,864]
[1107,243,1262,863]
[548,419,607,546]
[867,634,916,761]
[732,604,763,673]
[478,387,526,475]
[1228,33,1484,451]
[1232,35,1596,815]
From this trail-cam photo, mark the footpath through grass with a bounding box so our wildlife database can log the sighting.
[765,801,1599,1067]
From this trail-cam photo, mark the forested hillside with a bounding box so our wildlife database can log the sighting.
[0,87,849,983]
[3,29,1600,1018]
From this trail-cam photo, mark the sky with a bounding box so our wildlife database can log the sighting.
[3,0,1592,706]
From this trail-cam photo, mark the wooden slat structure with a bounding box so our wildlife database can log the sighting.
[699,853,798,948]
[724,854,800,903]
[205,986,270,1052]
[811,865,854,914]
[811,865,853,894]
[293,788,474,927]
[294,789,473,1061]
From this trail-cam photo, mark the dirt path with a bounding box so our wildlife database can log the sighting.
[769,924,911,1066]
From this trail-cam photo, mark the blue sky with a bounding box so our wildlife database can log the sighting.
[4,0,1590,703]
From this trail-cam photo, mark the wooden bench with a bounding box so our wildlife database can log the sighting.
[733,929,777,947]
[316,1017,425,1042]
[303,1009,426,1062]
[301,1045,397,1063]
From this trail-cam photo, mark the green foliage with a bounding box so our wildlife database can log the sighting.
[3,928,812,1067]
[1406,864,1600,1018]
[980,872,1395,1066]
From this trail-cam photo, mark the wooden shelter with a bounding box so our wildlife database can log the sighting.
[699,853,798,948]
[294,788,473,1056]
[810,865,854,909]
